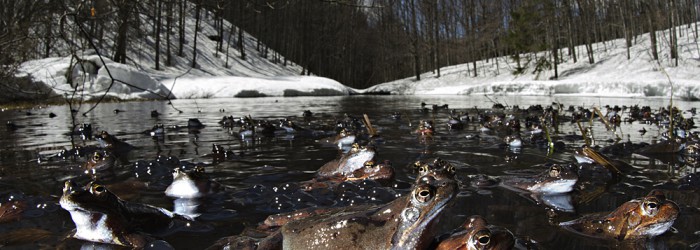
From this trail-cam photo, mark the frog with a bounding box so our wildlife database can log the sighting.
[435,215,515,250]
[316,143,377,178]
[68,123,93,140]
[413,158,456,177]
[165,166,221,199]
[60,180,185,247]
[416,120,435,138]
[346,160,395,183]
[81,150,115,175]
[500,163,578,195]
[96,131,134,158]
[559,190,680,240]
[210,144,240,163]
[212,165,458,249]
[302,160,395,191]
[334,128,357,150]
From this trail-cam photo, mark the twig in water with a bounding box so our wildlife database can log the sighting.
[362,114,377,136]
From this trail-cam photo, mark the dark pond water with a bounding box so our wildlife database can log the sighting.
[0,95,698,249]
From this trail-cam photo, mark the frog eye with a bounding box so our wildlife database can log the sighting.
[474,229,491,246]
[419,165,431,175]
[643,198,660,216]
[446,165,456,175]
[414,186,434,203]
[364,160,375,167]
[413,161,423,168]
[92,152,101,161]
[91,184,106,195]
[194,166,205,173]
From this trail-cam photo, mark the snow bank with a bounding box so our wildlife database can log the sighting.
[362,22,700,101]
[162,76,350,98]
[18,53,170,100]
[420,80,699,100]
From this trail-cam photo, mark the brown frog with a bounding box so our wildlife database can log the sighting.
[60,180,185,247]
[302,160,395,191]
[500,163,578,195]
[96,131,134,158]
[346,159,395,183]
[559,190,680,240]
[317,143,377,178]
[435,215,515,250]
[212,165,457,250]
[81,150,116,175]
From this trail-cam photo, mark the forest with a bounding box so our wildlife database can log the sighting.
[1,0,698,91]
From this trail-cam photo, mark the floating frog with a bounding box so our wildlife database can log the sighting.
[81,150,115,175]
[435,215,515,250]
[559,190,679,240]
[60,180,185,247]
[346,160,395,183]
[500,163,578,195]
[316,143,376,178]
[96,131,134,158]
[165,166,221,199]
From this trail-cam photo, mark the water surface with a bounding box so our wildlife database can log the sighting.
[0,95,698,249]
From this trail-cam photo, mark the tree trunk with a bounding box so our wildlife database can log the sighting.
[646,2,659,61]
[410,0,421,81]
[178,0,185,57]
[155,0,162,70]
[670,0,678,66]
[434,0,441,77]
[237,1,246,60]
[565,0,577,63]
[44,17,52,58]
[166,0,172,66]
[620,4,630,60]
[225,21,234,68]
[113,1,132,64]
[191,2,201,68]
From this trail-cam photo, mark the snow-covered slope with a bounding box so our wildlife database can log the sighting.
[363,22,700,101]
[15,5,700,101]
[16,2,347,100]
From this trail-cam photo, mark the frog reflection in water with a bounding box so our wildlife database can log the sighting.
[212,162,458,250]
[559,190,679,240]
[435,215,515,250]
[60,180,186,247]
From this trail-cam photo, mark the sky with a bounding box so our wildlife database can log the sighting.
[16,4,700,101]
